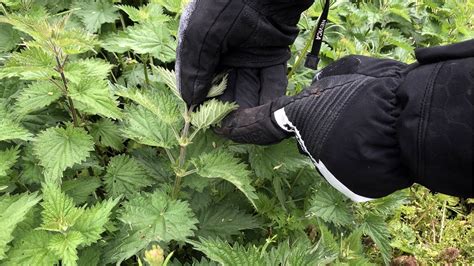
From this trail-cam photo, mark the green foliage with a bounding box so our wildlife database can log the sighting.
[0,192,41,259]
[33,124,94,183]
[193,150,259,208]
[0,1,472,265]
[103,154,153,198]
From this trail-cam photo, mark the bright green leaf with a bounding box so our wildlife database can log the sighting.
[73,0,119,33]
[191,99,238,130]
[103,155,153,198]
[0,146,20,176]
[14,81,63,116]
[48,231,85,266]
[0,192,41,259]
[33,125,94,183]
[40,183,84,232]
[193,150,258,208]
[89,118,124,151]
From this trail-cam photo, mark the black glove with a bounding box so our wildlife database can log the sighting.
[219,39,474,200]
[176,0,314,107]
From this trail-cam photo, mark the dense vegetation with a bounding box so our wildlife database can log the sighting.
[0,0,472,265]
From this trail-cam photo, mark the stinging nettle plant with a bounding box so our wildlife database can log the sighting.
[2,0,471,265]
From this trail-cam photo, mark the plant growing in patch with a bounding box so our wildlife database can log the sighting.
[0,0,472,265]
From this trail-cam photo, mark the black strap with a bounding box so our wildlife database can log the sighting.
[304,0,330,70]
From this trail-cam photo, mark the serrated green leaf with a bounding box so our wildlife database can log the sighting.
[127,21,176,61]
[0,116,33,142]
[5,230,58,265]
[102,21,176,62]
[0,23,21,52]
[33,125,94,182]
[48,230,85,266]
[307,183,354,226]
[190,237,265,265]
[64,58,114,84]
[73,197,119,246]
[62,177,102,205]
[191,99,238,130]
[248,139,310,179]
[121,104,178,149]
[105,190,197,264]
[193,150,258,208]
[77,245,102,266]
[40,183,84,232]
[69,77,122,119]
[116,3,168,23]
[103,155,153,198]
[73,0,119,33]
[152,65,181,100]
[0,146,20,176]
[115,85,183,125]
[0,192,41,259]
[360,214,392,264]
[196,204,260,240]
[119,190,198,242]
[152,0,185,14]
[0,47,56,80]
[89,118,124,150]
[14,80,63,116]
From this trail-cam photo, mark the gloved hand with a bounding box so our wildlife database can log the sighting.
[218,40,474,201]
[176,0,314,107]
[218,55,412,202]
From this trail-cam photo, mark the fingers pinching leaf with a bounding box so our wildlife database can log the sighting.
[191,99,238,130]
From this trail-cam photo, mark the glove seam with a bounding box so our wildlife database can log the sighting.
[416,62,443,179]
[191,1,244,104]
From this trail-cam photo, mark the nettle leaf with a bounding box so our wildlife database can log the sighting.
[40,183,84,232]
[193,150,258,208]
[48,231,85,266]
[103,155,153,198]
[102,21,176,62]
[152,66,181,100]
[5,230,58,265]
[152,0,185,14]
[191,237,265,265]
[126,21,176,62]
[69,77,122,119]
[64,58,114,84]
[117,3,168,23]
[121,104,178,149]
[89,118,124,151]
[116,85,183,125]
[73,0,119,33]
[196,204,260,240]
[0,47,56,80]
[307,183,354,226]
[0,146,20,176]
[0,102,33,142]
[191,99,238,130]
[360,214,392,264]
[73,197,119,246]
[119,190,198,242]
[14,80,63,116]
[0,192,41,259]
[77,245,101,266]
[248,139,310,179]
[62,177,102,205]
[0,23,21,52]
[33,125,94,183]
[106,190,197,264]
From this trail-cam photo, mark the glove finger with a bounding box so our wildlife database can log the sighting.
[176,0,244,106]
[229,68,261,109]
[259,63,288,105]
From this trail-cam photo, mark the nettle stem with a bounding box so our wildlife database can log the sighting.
[172,107,194,199]
[52,46,80,127]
